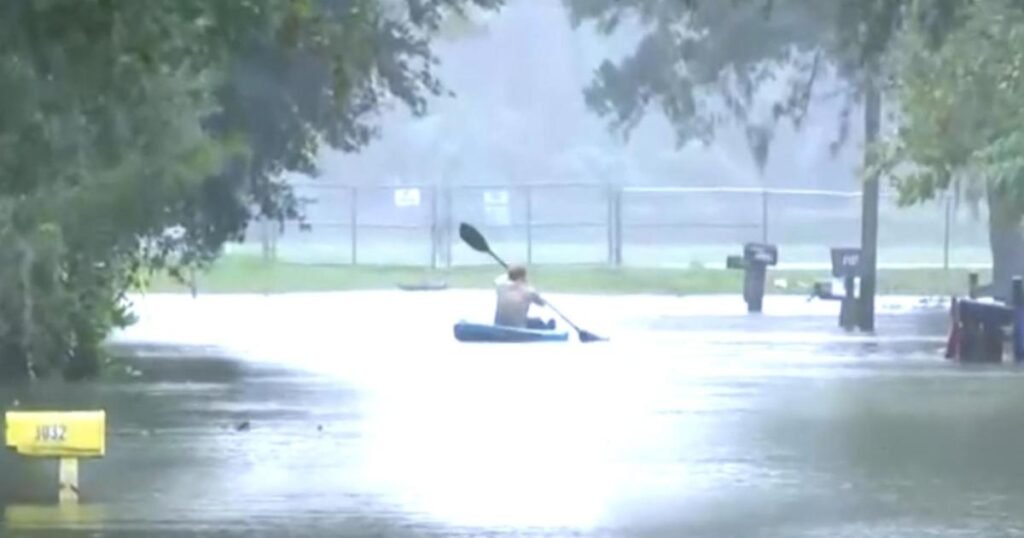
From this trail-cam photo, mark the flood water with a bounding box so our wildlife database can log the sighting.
[3,291,1024,537]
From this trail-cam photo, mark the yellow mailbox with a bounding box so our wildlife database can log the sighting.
[5,410,106,458]
[5,410,107,504]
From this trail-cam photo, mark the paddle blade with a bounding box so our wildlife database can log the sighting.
[578,330,607,343]
[459,222,491,253]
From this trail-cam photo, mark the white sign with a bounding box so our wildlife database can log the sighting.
[483,189,510,226]
[482,190,509,206]
[393,188,421,208]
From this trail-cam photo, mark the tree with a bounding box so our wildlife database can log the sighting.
[561,0,959,151]
[0,0,503,380]
[563,1,839,150]
[562,0,884,329]
[0,0,231,379]
[565,0,1019,309]
[872,1,1024,297]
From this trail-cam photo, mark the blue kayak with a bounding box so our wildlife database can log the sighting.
[453,320,570,343]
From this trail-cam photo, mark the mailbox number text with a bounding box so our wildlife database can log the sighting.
[841,254,860,266]
[35,424,67,442]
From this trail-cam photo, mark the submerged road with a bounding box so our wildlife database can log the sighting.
[3,291,1024,537]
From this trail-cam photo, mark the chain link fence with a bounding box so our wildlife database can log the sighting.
[228,181,990,270]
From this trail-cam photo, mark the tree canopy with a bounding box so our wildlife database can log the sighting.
[873,1,1024,205]
[869,1,1024,294]
[561,0,966,164]
[0,0,502,380]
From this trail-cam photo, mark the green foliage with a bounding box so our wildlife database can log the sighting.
[565,0,829,147]
[0,0,503,381]
[570,0,1024,291]
[562,0,972,157]
[872,1,1024,216]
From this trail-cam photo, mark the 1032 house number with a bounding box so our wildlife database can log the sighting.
[35,424,67,442]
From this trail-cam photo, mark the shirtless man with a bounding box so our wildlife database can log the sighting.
[493,264,554,329]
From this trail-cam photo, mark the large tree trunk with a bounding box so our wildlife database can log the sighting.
[987,188,1024,300]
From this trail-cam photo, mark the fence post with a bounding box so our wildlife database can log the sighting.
[260,217,270,262]
[430,185,438,269]
[944,193,952,274]
[609,186,623,267]
[270,221,278,261]
[761,189,769,244]
[445,186,453,268]
[350,186,358,265]
[606,184,614,266]
[525,185,533,265]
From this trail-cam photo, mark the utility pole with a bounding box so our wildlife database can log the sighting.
[858,80,881,331]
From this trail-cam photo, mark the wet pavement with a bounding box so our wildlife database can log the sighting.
[4,291,1024,537]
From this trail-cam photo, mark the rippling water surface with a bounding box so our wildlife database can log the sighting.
[4,292,1023,537]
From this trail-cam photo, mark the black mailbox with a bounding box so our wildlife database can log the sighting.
[745,243,779,267]
[830,247,862,279]
[726,242,779,314]
[826,247,862,330]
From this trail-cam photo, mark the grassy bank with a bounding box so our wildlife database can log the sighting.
[141,255,987,296]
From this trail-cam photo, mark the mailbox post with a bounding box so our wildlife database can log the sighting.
[5,410,106,504]
[726,242,779,313]
[830,247,862,331]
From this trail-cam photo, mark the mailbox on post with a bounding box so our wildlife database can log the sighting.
[5,410,106,504]
[726,242,779,313]
[831,248,862,279]
[811,248,864,330]
[830,247,862,330]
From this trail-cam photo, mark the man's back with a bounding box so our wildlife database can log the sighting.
[494,274,541,327]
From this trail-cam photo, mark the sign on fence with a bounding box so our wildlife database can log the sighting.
[483,189,510,226]
[393,188,421,208]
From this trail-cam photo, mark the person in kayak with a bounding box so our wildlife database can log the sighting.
[494,264,555,330]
